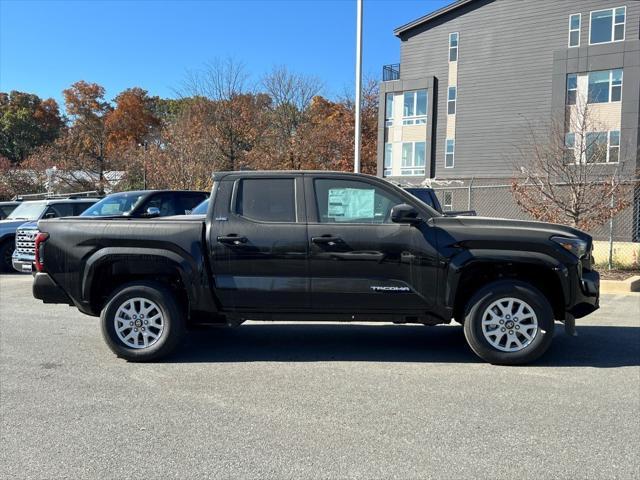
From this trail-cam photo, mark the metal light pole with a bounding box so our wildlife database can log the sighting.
[354,0,363,173]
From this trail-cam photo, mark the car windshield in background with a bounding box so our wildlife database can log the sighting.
[81,193,145,216]
[6,201,47,221]
[191,199,209,215]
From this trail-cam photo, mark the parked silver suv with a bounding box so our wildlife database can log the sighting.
[4,198,99,273]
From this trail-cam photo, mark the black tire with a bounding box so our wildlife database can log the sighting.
[463,280,555,365]
[0,240,14,273]
[100,282,186,362]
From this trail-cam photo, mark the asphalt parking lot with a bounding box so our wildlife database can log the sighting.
[1,274,639,479]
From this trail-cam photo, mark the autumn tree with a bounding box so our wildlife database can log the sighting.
[181,59,271,171]
[297,79,379,173]
[260,66,323,169]
[142,100,217,190]
[511,103,634,230]
[0,91,64,163]
[0,155,49,199]
[105,87,160,154]
[58,81,114,191]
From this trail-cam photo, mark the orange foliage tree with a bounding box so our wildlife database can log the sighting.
[105,88,161,155]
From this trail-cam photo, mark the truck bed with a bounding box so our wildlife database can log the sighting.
[38,215,209,315]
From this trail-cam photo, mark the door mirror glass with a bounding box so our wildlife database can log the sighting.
[391,204,421,224]
[145,206,160,217]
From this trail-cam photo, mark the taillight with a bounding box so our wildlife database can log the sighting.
[34,232,49,272]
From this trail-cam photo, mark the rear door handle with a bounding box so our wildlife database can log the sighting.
[217,234,248,246]
[311,235,342,246]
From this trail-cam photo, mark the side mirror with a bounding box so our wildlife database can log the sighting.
[145,207,160,217]
[44,212,56,219]
[391,204,421,224]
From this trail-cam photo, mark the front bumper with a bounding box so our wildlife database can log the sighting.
[32,272,73,305]
[567,269,600,319]
[11,252,34,273]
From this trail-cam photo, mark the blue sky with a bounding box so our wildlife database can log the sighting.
[0,0,448,106]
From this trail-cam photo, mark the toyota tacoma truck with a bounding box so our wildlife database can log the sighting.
[32,171,600,364]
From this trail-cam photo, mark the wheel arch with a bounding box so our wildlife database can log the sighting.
[448,251,569,322]
[83,247,197,316]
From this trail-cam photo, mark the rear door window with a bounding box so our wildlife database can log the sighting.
[235,178,296,223]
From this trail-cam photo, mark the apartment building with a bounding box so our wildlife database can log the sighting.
[377,0,639,239]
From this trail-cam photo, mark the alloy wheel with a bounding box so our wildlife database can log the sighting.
[481,297,539,352]
[114,297,164,349]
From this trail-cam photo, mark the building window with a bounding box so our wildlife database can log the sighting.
[385,93,394,127]
[449,32,458,62]
[401,141,426,176]
[564,132,576,163]
[588,69,622,103]
[568,14,581,47]
[589,7,625,44]
[608,130,620,163]
[443,191,453,212]
[445,139,455,168]
[384,143,393,177]
[586,131,620,163]
[447,86,457,115]
[402,90,427,125]
[566,74,578,105]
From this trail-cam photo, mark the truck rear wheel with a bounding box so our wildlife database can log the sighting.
[463,280,554,365]
[100,282,185,362]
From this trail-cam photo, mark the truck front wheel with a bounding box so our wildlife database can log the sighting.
[100,282,186,362]
[463,280,554,365]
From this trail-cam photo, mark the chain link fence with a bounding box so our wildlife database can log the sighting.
[431,180,640,271]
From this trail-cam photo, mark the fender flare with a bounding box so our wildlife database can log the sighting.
[444,249,572,310]
[81,247,199,310]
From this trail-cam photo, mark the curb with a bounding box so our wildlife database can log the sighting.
[600,275,640,294]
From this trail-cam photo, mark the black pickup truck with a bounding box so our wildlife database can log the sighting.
[33,171,599,364]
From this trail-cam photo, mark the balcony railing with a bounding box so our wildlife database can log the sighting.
[382,63,400,81]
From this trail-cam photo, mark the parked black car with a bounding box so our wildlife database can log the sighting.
[81,190,209,218]
[33,171,599,365]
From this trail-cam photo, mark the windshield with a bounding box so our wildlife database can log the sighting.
[191,199,209,215]
[81,192,145,216]
[6,201,47,220]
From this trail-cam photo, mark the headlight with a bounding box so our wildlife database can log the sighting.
[551,236,588,258]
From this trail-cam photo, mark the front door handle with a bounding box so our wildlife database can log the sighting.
[311,235,342,246]
[217,234,248,246]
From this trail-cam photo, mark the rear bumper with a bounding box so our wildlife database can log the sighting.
[567,270,599,319]
[32,272,73,305]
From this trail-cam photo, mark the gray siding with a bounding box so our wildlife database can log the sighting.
[397,0,640,179]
